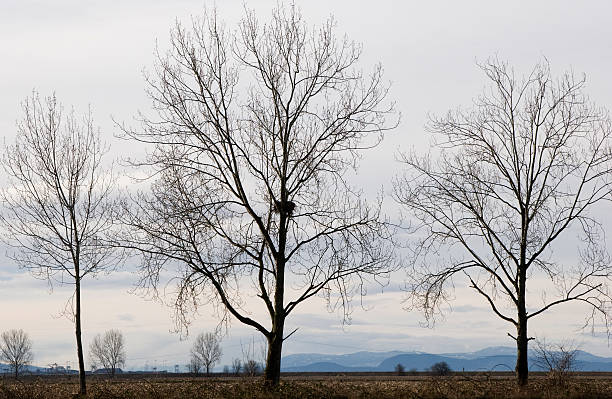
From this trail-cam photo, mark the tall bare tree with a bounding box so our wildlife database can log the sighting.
[394,59,612,387]
[190,332,222,376]
[119,4,396,385]
[1,92,123,395]
[0,329,33,378]
[89,329,126,376]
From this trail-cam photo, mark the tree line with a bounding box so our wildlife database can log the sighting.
[1,328,233,378]
[1,3,612,395]
[0,328,124,378]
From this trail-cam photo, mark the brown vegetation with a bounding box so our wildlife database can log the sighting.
[1,374,611,399]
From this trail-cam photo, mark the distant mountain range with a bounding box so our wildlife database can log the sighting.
[4,346,611,374]
[281,347,612,372]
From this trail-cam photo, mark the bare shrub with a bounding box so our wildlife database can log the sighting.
[243,359,261,377]
[231,358,242,376]
[533,339,579,387]
[188,358,201,374]
[430,361,451,376]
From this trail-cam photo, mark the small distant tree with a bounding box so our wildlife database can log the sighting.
[231,358,242,376]
[191,332,222,376]
[430,361,451,376]
[89,329,126,377]
[395,363,405,375]
[533,339,579,387]
[222,365,230,374]
[0,329,33,378]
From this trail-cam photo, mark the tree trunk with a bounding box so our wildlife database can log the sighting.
[516,217,529,388]
[264,325,284,386]
[515,309,529,386]
[75,278,87,396]
[264,254,285,386]
[263,201,288,387]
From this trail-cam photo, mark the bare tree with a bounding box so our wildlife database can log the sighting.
[0,92,123,395]
[394,59,612,387]
[89,329,126,377]
[190,332,222,376]
[118,4,396,386]
[0,329,33,378]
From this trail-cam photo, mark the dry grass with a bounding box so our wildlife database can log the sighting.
[0,374,611,399]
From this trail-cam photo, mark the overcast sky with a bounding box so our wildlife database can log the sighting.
[1,0,612,371]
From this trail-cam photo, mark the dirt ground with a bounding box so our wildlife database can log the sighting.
[1,372,612,399]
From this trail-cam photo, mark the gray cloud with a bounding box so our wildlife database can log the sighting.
[118,313,135,322]
[451,305,488,313]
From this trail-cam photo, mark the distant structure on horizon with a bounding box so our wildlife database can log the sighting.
[44,363,78,375]
[93,368,123,375]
